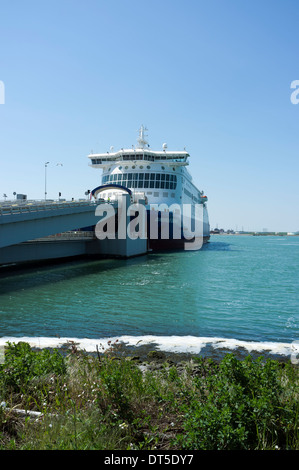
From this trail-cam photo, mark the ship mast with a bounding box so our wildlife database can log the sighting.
[137,125,148,149]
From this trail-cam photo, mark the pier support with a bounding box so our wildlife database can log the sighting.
[87,194,148,258]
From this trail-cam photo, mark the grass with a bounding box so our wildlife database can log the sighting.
[0,340,298,450]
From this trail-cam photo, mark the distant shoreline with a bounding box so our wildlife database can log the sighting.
[210,232,299,236]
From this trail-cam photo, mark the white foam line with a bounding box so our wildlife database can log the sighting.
[0,335,297,358]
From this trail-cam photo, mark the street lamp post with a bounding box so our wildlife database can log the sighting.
[45,162,50,200]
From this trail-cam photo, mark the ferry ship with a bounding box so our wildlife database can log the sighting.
[88,126,210,250]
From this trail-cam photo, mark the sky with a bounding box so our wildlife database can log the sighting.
[0,0,298,232]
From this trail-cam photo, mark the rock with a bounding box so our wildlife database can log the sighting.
[147,350,166,360]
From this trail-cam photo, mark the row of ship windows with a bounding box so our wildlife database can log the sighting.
[102,173,177,190]
[103,191,176,199]
[91,155,186,164]
[99,165,177,172]
[184,187,201,204]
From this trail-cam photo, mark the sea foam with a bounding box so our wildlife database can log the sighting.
[0,335,298,360]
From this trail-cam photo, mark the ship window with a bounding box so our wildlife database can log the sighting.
[119,166,122,170]
[139,173,144,180]
[147,165,151,169]
[140,165,143,169]
[154,192,159,197]
[161,174,165,181]
[161,166,165,170]
[163,192,168,198]
[165,182,170,189]
[144,173,149,180]
[150,173,155,180]
[132,165,136,169]
[171,193,175,198]
[138,180,143,188]
[166,174,170,181]
[144,181,149,188]
[125,166,129,169]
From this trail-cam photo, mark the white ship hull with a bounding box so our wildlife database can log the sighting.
[88,127,210,251]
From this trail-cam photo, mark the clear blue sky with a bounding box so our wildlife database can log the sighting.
[0,0,298,232]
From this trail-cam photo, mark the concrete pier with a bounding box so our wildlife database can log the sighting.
[0,196,148,265]
[0,199,105,249]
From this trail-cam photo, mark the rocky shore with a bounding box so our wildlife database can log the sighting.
[87,340,292,375]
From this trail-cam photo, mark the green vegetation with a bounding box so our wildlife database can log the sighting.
[0,341,298,450]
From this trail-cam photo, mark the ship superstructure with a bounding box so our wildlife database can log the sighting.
[88,126,210,248]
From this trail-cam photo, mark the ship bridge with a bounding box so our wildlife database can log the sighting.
[88,150,189,168]
[88,126,189,169]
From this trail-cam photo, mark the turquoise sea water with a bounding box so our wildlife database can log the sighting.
[0,235,298,358]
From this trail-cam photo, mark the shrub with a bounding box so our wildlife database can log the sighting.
[175,354,298,450]
[0,342,66,396]
[0,344,297,450]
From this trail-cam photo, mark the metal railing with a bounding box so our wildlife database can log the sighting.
[26,231,97,242]
[0,199,102,217]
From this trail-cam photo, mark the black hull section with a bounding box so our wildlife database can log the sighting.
[146,209,210,252]
[148,236,210,251]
